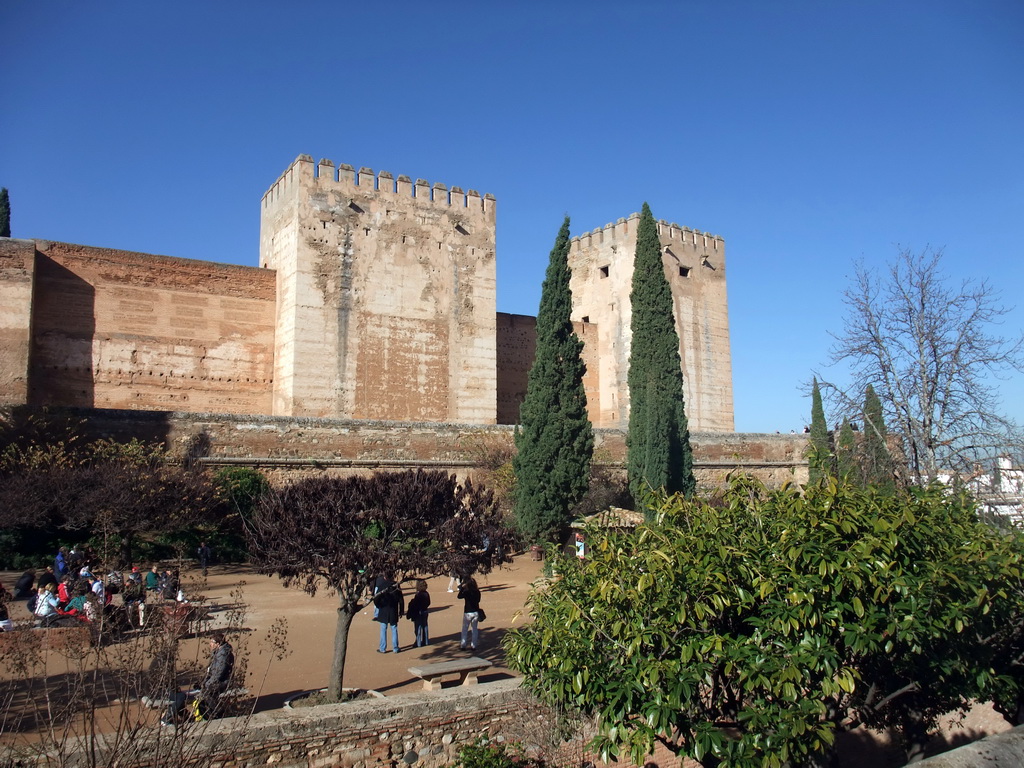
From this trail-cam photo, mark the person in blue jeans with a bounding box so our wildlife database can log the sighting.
[407,580,431,647]
[458,577,481,651]
[373,575,404,653]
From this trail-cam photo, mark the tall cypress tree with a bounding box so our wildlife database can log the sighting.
[835,418,857,483]
[862,384,894,491]
[626,203,695,502]
[513,217,593,544]
[808,377,832,483]
[0,188,10,238]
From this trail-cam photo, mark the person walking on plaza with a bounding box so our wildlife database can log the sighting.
[407,579,431,647]
[373,574,404,653]
[458,576,481,651]
[197,541,211,576]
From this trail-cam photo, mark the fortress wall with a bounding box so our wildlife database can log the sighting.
[60,407,806,488]
[569,215,734,432]
[0,239,36,405]
[496,312,535,424]
[260,155,497,424]
[494,313,601,426]
[26,242,276,414]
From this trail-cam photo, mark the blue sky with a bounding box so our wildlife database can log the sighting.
[2,1,1022,433]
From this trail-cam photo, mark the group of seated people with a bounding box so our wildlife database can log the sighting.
[7,555,188,630]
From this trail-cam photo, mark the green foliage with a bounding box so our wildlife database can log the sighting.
[835,418,856,483]
[808,378,831,483]
[0,187,9,238]
[626,203,694,502]
[505,477,1024,767]
[514,217,593,544]
[450,740,545,768]
[861,384,895,491]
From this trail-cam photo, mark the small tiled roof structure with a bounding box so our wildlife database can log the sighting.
[570,506,645,530]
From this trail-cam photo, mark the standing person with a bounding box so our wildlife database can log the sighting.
[407,580,431,647]
[67,546,84,574]
[373,574,404,653]
[197,541,211,576]
[54,547,68,579]
[122,571,145,627]
[458,576,481,651]
[57,575,72,606]
[162,632,235,725]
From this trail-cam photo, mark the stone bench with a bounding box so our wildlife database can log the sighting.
[407,656,493,691]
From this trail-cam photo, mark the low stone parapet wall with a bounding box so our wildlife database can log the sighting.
[19,405,809,488]
[915,725,1024,767]
[6,677,1019,768]
[14,679,599,768]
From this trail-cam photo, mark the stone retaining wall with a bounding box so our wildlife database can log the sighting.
[19,680,619,768]
[8,675,1021,767]
[23,406,808,488]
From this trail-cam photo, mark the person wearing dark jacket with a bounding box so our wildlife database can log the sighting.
[457,577,481,651]
[162,632,234,725]
[14,570,35,600]
[37,566,58,592]
[373,575,404,653]
[407,580,431,647]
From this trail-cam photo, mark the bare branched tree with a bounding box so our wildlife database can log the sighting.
[825,247,1024,485]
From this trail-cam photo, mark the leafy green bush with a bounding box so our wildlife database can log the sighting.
[506,477,1024,767]
[450,740,544,768]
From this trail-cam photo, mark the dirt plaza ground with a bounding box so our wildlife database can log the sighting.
[2,555,544,708]
[0,555,1013,766]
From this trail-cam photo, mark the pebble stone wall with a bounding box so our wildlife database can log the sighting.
[23,680,635,768]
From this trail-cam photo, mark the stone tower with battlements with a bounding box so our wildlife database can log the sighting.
[260,155,498,423]
[568,214,734,432]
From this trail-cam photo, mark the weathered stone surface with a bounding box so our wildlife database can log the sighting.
[36,407,807,488]
[260,156,497,424]
[569,219,734,432]
[21,240,275,415]
[0,155,737,439]
[915,725,1024,767]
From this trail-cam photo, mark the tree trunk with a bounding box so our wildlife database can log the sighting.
[327,600,356,701]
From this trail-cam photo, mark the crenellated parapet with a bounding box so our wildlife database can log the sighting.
[569,212,724,252]
[566,207,733,434]
[262,154,495,218]
[260,153,498,426]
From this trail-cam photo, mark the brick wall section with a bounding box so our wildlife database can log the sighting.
[53,407,808,488]
[495,312,534,425]
[0,239,35,405]
[495,313,601,427]
[26,242,276,415]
